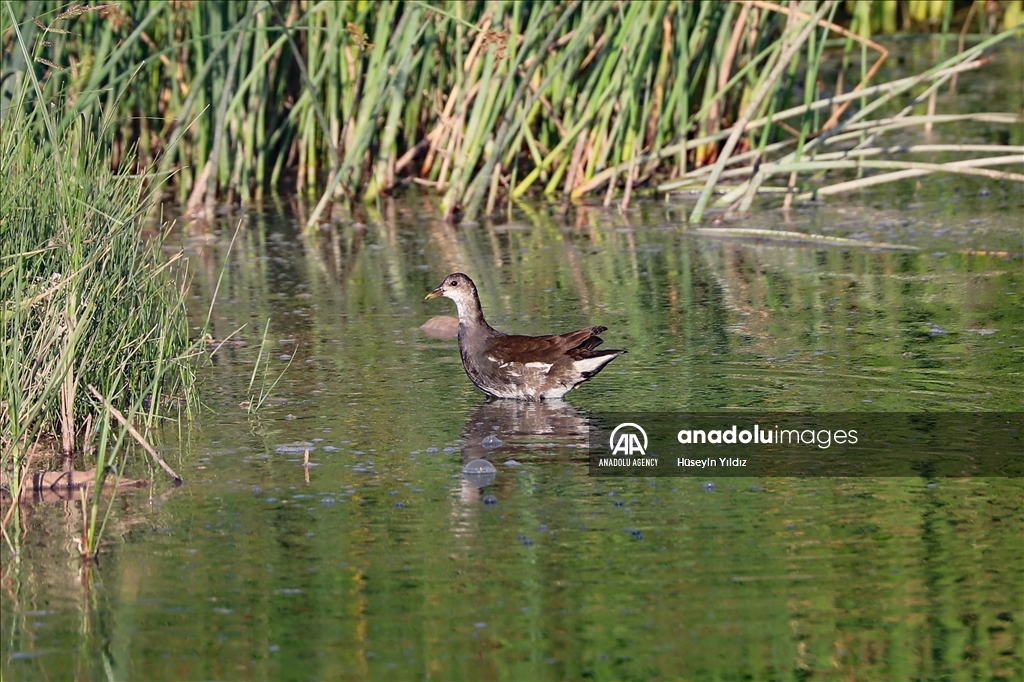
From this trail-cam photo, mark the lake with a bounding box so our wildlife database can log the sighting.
[3,37,1023,682]
[4,188,1021,679]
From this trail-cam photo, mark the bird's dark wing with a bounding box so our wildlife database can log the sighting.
[484,326,607,364]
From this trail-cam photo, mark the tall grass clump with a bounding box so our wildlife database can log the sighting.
[2,0,1022,224]
[0,74,197,534]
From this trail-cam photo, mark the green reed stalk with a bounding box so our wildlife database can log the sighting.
[3,0,1018,222]
[689,0,836,223]
[1,39,198,539]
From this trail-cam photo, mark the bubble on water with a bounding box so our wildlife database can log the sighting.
[702,481,716,492]
[481,435,504,449]
[463,459,497,475]
[463,459,497,488]
[482,495,498,506]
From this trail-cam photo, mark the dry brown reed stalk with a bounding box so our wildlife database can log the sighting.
[689,0,838,222]
[689,227,920,250]
[1,436,43,529]
[715,2,752,131]
[950,1,980,93]
[78,488,90,560]
[87,386,182,483]
[1,468,148,503]
[749,0,890,131]
[56,4,108,21]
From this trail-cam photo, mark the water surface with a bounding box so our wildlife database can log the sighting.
[4,38,1024,681]
[4,194,1021,680]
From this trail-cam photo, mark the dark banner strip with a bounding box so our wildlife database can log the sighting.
[587,413,1023,477]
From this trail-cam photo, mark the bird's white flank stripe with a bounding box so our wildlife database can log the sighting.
[524,362,554,373]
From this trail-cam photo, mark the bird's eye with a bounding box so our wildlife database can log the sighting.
[450,280,458,287]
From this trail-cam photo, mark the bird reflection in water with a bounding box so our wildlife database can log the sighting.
[457,398,590,506]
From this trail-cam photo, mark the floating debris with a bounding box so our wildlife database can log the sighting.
[275,442,314,455]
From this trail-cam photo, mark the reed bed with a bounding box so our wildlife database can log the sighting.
[0,68,196,552]
[2,0,1021,227]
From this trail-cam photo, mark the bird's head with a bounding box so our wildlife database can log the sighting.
[424,273,478,305]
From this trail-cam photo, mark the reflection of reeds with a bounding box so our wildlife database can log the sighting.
[6,1,1019,225]
[181,195,1020,419]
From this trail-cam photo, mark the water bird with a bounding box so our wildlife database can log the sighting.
[424,273,625,400]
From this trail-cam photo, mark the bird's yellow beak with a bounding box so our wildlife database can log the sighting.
[424,287,444,301]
